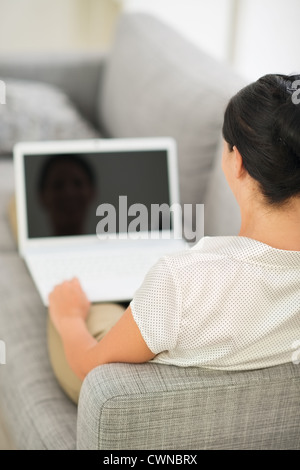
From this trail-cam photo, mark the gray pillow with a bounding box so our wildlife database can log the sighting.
[99,13,244,218]
[0,79,100,156]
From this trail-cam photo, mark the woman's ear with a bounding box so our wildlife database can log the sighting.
[233,146,246,179]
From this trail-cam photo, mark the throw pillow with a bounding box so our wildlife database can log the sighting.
[0,79,100,156]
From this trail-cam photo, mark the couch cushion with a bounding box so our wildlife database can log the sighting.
[0,52,106,128]
[99,13,244,227]
[0,252,77,449]
[0,79,101,156]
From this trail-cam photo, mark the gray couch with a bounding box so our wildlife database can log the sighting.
[0,13,299,450]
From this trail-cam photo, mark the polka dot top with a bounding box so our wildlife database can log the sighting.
[130,236,300,370]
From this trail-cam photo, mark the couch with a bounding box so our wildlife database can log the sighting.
[0,13,299,451]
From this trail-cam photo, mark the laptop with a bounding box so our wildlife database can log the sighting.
[14,138,189,306]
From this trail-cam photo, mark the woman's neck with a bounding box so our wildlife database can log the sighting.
[239,197,300,251]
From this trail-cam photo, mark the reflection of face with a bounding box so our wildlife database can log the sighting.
[40,160,95,236]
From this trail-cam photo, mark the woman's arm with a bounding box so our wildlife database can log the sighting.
[48,278,156,381]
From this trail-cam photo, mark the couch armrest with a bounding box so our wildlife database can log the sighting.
[77,361,300,450]
[0,52,107,127]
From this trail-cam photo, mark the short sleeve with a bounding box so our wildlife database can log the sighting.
[130,257,182,354]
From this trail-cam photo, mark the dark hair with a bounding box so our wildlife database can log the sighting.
[38,154,95,192]
[222,74,300,205]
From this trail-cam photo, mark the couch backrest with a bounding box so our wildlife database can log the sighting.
[98,13,244,227]
[77,361,300,450]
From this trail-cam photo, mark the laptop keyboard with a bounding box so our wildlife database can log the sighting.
[27,249,165,284]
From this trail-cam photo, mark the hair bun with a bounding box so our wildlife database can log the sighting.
[223,73,300,205]
[274,98,300,162]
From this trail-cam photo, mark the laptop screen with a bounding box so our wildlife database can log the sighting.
[23,150,172,239]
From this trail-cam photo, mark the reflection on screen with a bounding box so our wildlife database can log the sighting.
[24,150,171,238]
[38,155,96,236]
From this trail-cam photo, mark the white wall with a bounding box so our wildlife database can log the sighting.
[123,0,235,63]
[0,0,121,52]
[234,0,300,81]
[0,0,299,82]
[123,0,300,82]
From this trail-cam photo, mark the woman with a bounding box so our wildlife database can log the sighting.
[48,74,300,404]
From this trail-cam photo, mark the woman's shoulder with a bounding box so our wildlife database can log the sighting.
[163,235,300,272]
[157,236,241,277]
[164,236,243,265]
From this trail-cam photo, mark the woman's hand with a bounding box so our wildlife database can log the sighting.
[48,281,155,381]
[48,277,90,334]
